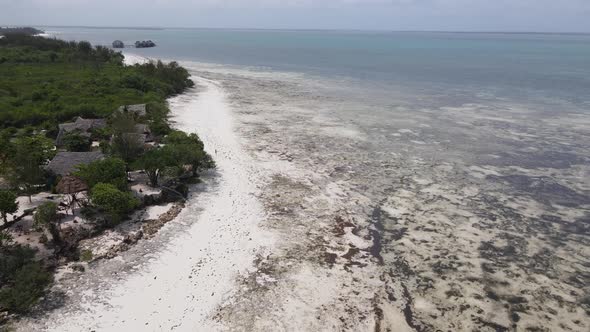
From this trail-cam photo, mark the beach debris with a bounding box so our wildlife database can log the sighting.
[142,202,184,237]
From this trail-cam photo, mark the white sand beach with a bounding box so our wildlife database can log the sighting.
[18,56,276,331]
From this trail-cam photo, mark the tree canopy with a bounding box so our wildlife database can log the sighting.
[8,135,54,200]
[165,131,215,176]
[134,147,177,187]
[90,183,139,223]
[62,130,92,152]
[33,202,60,243]
[0,190,18,225]
[74,158,127,191]
[0,35,193,129]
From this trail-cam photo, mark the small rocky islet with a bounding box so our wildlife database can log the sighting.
[111,40,156,49]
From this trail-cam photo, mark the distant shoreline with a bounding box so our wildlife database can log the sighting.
[30,25,590,35]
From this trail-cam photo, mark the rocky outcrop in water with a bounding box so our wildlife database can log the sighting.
[135,40,156,48]
[112,40,124,48]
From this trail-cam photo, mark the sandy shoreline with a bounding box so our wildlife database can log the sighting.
[18,55,276,331]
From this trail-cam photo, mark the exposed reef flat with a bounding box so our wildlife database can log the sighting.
[194,65,589,331]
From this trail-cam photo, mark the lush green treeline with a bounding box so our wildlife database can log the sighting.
[0,35,193,129]
[0,36,210,317]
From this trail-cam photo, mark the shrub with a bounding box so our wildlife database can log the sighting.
[77,41,92,55]
[79,249,93,262]
[0,262,52,313]
[74,158,127,191]
[62,131,91,152]
[0,190,18,225]
[0,230,13,248]
[33,202,60,243]
[9,135,54,201]
[0,246,35,283]
[0,244,51,314]
[90,183,139,223]
[33,202,58,228]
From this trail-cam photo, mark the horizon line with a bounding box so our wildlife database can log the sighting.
[23,24,590,35]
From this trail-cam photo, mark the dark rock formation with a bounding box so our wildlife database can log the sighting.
[134,40,156,48]
[112,40,124,48]
[58,226,93,259]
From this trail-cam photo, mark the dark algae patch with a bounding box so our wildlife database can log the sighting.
[369,206,384,265]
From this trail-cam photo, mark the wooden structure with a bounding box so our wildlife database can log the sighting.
[56,175,89,215]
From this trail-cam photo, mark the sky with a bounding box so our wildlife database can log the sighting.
[2,0,590,32]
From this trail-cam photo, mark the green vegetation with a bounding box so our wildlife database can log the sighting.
[0,27,44,36]
[74,158,127,191]
[0,190,18,226]
[146,102,172,136]
[7,135,55,201]
[79,249,93,262]
[62,130,92,152]
[0,34,193,129]
[0,35,214,316]
[0,257,52,313]
[90,183,139,223]
[33,202,60,243]
[134,131,215,187]
[0,231,12,248]
[110,112,145,163]
[135,147,176,187]
[165,131,215,177]
[0,245,51,313]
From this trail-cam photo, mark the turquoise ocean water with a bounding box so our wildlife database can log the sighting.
[43,27,590,106]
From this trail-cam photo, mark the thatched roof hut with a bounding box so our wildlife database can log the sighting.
[47,151,105,176]
[56,117,107,146]
[56,175,88,194]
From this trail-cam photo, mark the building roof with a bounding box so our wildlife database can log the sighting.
[58,117,107,133]
[117,104,147,117]
[46,151,105,176]
[56,117,107,146]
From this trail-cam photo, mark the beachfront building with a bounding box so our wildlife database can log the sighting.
[55,117,107,146]
[46,151,105,176]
